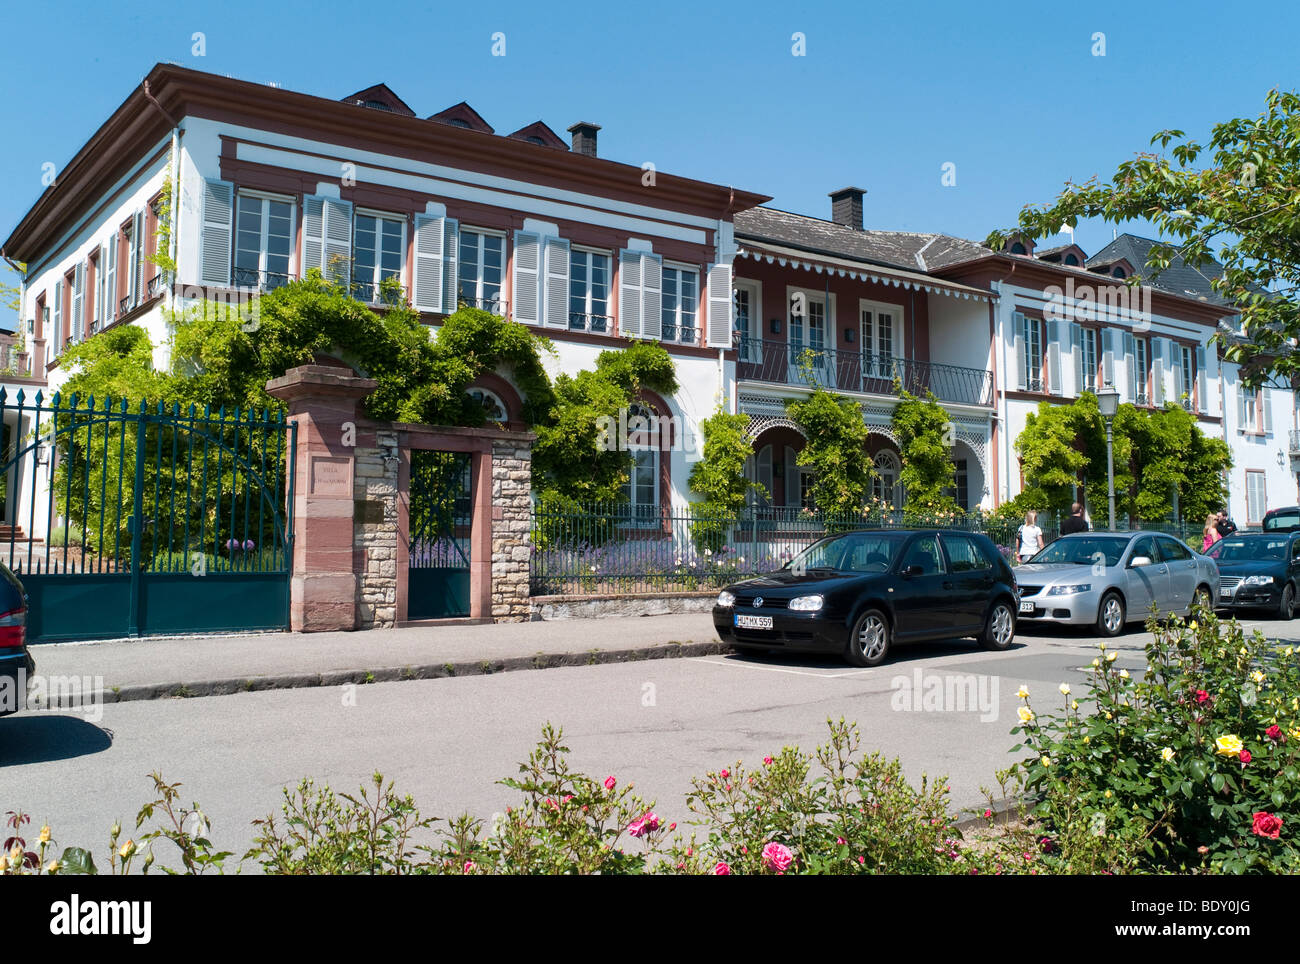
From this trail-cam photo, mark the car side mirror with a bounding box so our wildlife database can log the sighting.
[1130,555,1152,568]
[902,564,923,577]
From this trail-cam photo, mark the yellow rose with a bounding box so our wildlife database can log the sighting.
[1251,671,1265,684]
[1214,735,1243,757]
[1099,642,1107,651]
[1040,755,1052,767]
[1190,621,1198,632]
[1104,789,1112,798]
[1018,707,1034,723]
[38,826,50,844]
[1161,747,1175,762]
[46,859,59,873]
[1059,683,1071,696]
[1083,735,1091,744]
[1071,701,1079,711]
[118,839,135,860]
[1017,685,1030,700]
[1106,651,1118,663]
[1119,669,1130,679]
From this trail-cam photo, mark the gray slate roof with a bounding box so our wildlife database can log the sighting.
[1086,235,1233,305]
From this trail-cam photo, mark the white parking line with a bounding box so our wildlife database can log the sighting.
[696,657,875,679]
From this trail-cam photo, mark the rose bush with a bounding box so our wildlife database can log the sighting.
[1012,610,1300,873]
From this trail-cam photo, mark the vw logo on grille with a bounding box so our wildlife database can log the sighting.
[754,597,764,608]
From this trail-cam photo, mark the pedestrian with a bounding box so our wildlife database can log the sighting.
[1215,510,1238,538]
[1060,502,1089,535]
[1015,510,1043,564]
[1202,513,1222,552]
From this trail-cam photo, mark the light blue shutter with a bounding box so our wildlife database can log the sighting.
[412,215,445,313]
[1264,388,1274,434]
[1101,329,1115,388]
[441,219,459,313]
[131,211,144,306]
[71,262,85,344]
[1070,323,1083,394]
[1151,339,1165,405]
[1122,331,1136,402]
[511,230,541,325]
[200,179,234,286]
[1013,312,1026,391]
[322,199,353,287]
[619,250,642,338]
[706,262,733,348]
[640,253,663,340]
[1196,345,1208,413]
[301,196,325,277]
[52,280,62,353]
[1238,388,1249,430]
[542,236,570,328]
[1046,318,1061,393]
[104,235,117,324]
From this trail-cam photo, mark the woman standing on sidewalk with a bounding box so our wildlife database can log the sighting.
[1015,511,1043,564]
[1202,514,1223,553]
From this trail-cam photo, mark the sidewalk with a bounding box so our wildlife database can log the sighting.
[27,614,725,705]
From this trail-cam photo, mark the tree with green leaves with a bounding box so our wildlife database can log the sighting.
[890,385,959,522]
[686,409,758,551]
[784,388,874,517]
[989,88,1300,383]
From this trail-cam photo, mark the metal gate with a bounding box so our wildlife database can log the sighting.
[0,389,296,642]
[406,450,472,620]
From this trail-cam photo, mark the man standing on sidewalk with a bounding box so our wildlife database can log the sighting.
[1061,502,1089,535]
[1216,510,1238,538]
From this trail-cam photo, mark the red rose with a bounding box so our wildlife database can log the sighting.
[1195,690,1210,704]
[1239,749,1252,765]
[1265,725,1284,742]
[1252,811,1283,840]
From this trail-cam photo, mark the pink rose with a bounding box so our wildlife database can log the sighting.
[604,775,616,790]
[761,841,794,873]
[714,861,731,875]
[720,768,730,779]
[763,756,773,766]
[628,810,660,838]
[1252,811,1283,840]
[1239,749,1252,765]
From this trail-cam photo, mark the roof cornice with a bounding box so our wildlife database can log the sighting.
[4,63,770,262]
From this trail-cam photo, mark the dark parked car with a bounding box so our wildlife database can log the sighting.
[1262,506,1300,533]
[1207,531,1300,618]
[0,562,32,717]
[712,529,1018,667]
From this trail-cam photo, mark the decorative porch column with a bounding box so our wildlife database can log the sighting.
[266,364,377,632]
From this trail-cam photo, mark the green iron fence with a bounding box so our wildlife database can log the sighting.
[529,502,1199,596]
[0,389,296,641]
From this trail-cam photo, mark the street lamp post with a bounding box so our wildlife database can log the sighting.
[1097,385,1120,531]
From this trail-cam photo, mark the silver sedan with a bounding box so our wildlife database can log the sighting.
[1015,531,1218,637]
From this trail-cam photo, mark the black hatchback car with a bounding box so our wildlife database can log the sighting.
[1207,531,1300,618]
[0,562,32,716]
[712,529,1019,666]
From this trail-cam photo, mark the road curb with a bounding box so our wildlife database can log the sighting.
[45,639,733,708]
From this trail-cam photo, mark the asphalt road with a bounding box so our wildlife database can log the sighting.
[4,613,1299,869]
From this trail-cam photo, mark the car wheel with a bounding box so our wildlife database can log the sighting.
[1096,591,1126,638]
[1280,583,1295,621]
[979,599,1016,651]
[845,609,891,667]
[1191,585,1213,616]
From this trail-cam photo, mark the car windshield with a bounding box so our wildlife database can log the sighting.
[1264,510,1300,531]
[1207,537,1287,562]
[1027,536,1129,567]
[785,531,909,573]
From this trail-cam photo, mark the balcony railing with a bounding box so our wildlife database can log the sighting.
[458,296,509,316]
[736,338,994,407]
[233,268,294,293]
[569,312,612,334]
[147,273,169,299]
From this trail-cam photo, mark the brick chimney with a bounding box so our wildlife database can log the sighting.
[567,121,601,157]
[829,186,866,231]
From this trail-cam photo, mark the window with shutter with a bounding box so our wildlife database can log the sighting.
[706,263,733,349]
[1101,329,1115,387]
[456,228,503,312]
[1013,312,1026,391]
[1122,331,1136,401]
[200,179,234,287]
[1134,337,1149,405]
[301,196,325,277]
[235,192,295,292]
[1264,388,1274,434]
[660,264,697,344]
[71,263,85,346]
[542,236,570,328]
[1044,318,1059,393]
[569,247,611,333]
[441,219,459,313]
[104,235,117,326]
[510,230,541,325]
[321,198,353,288]
[1151,339,1165,405]
[53,279,63,355]
[1196,346,1208,413]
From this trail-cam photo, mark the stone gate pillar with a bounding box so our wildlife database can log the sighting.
[267,365,377,632]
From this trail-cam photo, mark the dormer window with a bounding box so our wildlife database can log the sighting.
[448,118,471,129]
[1064,253,1079,266]
[1009,241,1027,255]
[1112,266,1126,279]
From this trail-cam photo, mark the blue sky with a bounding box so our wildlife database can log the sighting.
[2,0,1297,330]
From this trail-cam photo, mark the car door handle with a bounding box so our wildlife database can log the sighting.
[943,582,954,590]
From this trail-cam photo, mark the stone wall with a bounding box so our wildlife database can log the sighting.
[491,439,533,621]
[354,429,399,629]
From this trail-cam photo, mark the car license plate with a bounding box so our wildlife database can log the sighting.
[1220,587,1232,598]
[1019,600,1034,614]
[735,614,773,630]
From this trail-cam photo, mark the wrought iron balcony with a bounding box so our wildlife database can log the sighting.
[569,312,612,334]
[147,273,169,299]
[458,295,509,316]
[233,268,294,293]
[736,338,994,407]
